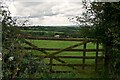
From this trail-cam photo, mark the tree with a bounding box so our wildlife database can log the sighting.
[76,0,120,79]
[89,2,120,79]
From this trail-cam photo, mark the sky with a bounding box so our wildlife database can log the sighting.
[1,0,92,26]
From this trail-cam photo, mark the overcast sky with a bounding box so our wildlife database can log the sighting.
[2,0,87,26]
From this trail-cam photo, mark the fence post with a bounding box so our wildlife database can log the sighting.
[82,42,86,70]
[95,41,99,71]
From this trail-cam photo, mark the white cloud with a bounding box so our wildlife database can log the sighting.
[40,15,72,26]
[12,0,83,2]
[5,1,84,26]
[51,2,84,17]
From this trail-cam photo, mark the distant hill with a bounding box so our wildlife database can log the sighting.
[19,25,93,38]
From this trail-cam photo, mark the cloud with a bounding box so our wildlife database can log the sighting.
[52,2,84,17]
[12,2,57,17]
[40,15,72,26]
[13,0,83,2]
[7,1,84,26]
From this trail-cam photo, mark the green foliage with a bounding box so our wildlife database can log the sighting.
[16,53,50,78]
[1,5,49,79]
[79,27,95,38]
[1,8,24,78]
[91,3,120,79]
[77,1,120,79]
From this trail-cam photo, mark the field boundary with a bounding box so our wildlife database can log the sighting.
[19,36,104,73]
[19,36,97,41]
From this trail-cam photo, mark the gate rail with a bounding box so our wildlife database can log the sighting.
[19,36,104,73]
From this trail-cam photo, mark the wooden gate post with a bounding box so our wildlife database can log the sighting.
[82,43,86,70]
[95,41,99,71]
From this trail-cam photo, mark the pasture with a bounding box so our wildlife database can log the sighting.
[23,38,104,78]
[20,26,104,78]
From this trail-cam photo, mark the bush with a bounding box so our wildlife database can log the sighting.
[1,5,50,79]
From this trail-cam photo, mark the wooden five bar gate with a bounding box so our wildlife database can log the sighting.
[20,36,104,73]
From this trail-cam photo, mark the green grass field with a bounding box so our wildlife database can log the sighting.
[25,39,104,78]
